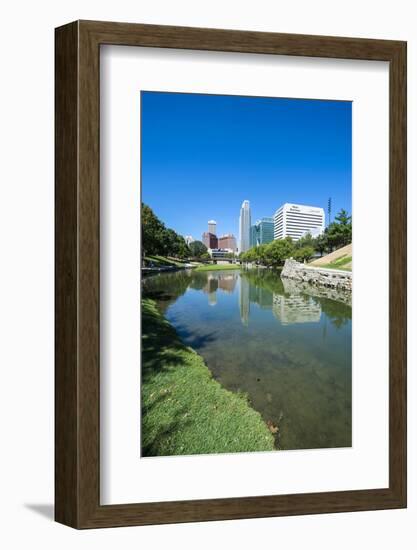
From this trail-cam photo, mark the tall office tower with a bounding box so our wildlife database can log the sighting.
[218,233,237,252]
[239,200,251,253]
[208,220,217,235]
[250,225,258,249]
[202,232,218,249]
[274,203,325,242]
[250,217,274,247]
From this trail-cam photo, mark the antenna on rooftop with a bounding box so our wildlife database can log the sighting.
[327,197,332,226]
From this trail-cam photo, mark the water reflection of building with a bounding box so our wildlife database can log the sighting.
[201,273,238,306]
[272,293,321,325]
[239,276,250,325]
[204,276,219,306]
[237,273,325,326]
[249,284,273,309]
[208,290,217,306]
[217,273,237,293]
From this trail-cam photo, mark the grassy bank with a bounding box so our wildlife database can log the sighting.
[194,263,240,272]
[142,298,274,456]
[318,255,352,271]
[145,255,189,267]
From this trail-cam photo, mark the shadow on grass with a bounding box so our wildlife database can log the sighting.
[141,298,275,456]
[141,404,192,457]
[141,299,195,456]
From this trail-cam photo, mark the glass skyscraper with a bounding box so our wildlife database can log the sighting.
[239,200,251,253]
[250,217,274,247]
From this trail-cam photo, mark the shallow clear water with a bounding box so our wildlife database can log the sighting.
[143,268,352,450]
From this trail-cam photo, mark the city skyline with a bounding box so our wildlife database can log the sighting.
[186,200,329,249]
[141,91,352,240]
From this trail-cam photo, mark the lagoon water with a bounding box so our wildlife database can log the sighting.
[143,269,352,451]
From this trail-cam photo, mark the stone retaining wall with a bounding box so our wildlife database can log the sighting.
[281,258,352,292]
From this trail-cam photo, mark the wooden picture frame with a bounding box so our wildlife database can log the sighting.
[55,20,407,528]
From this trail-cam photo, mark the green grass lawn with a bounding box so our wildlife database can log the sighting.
[145,255,186,267]
[141,298,274,456]
[319,255,352,271]
[194,263,241,272]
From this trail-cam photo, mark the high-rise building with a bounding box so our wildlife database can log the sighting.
[218,233,237,252]
[208,220,217,235]
[250,217,274,247]
[239,200,251,253]
[202,232,218,249]
[250,225,257,249]
[274,203,325,242]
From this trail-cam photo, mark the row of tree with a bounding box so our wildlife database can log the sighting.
[142,203,209,260]
[240,238,299,267]
[142,203,189,258]
[240,209,352,267]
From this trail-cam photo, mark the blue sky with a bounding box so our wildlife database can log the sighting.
[141,91,352,240]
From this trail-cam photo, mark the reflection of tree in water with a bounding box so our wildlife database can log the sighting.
[188,271,209,291]
[243,269,285,296]
[146,270,240,309]
[319,298,351,329]
[142,271,193,311]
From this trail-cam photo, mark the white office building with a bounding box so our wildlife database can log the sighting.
[184,235,194,245]
[274,203,325,241]
[239,200,251,253]
[208,220,217,235]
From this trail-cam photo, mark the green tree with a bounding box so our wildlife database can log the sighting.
[314,233,328,256]
[142,202,192,260]
[242,247,258,264]
[293,246,315,263]
[163,228,180,256]
[189,240,208,258]
[265,237,294,267]
[335,209,352,226]
[141,203,166,257]
[325,209,352,250]
[175,236,191,259]
[256,243,269,265]
[295,232,314,249]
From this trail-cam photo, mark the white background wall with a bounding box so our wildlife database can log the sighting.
[0,0,415,547]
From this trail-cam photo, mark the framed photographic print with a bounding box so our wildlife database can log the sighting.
[55,20,406,528]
